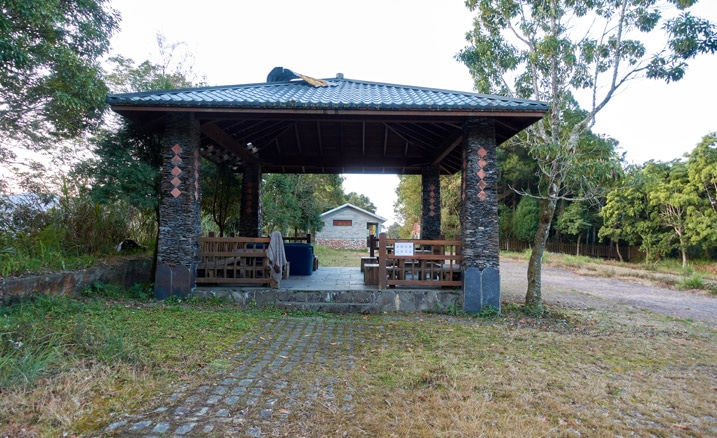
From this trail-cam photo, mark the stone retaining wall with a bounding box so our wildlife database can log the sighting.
[316,239,367,250]
[193,287,461,314]
[0,257,152,305]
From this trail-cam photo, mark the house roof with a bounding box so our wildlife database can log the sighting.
[107,75,546,113]
[320,203,388,223]
[107,71,547,175]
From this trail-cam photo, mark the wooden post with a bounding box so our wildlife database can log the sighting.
[378,233,387,290]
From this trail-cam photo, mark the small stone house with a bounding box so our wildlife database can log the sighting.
[316,203,387,250]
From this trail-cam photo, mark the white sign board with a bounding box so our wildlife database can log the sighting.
[394,242,414,257]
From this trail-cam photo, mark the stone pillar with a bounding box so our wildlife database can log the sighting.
[154,113,202,300]
[421,165,441,241]
[239,160,262,237]
[460,118,500,313]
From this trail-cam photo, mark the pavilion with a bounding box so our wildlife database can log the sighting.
[106,68,547,312]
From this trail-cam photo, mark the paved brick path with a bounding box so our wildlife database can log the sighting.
[104,318,382,437]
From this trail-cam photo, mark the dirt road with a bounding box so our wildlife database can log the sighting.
[500,259,717,329]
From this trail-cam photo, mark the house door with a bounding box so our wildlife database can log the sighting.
[366,222,378,248]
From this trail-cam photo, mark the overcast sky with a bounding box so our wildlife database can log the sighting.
[108,0,717,224]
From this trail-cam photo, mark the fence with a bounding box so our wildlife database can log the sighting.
[502,239,642,261]
[376,233,463,290]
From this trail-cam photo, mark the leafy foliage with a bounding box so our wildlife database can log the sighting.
[457,0,715,307]
[0,1,119,196]
[512,197,540,242]
[262,174,345,235]
[393,174,462,239]
[344,192,377,213]
[0,0,119,151]
[201,160,243,236]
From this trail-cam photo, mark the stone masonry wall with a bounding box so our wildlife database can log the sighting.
[316,238,367,250]
[0,257,151,305]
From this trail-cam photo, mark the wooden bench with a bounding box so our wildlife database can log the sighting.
[360,256,378,273]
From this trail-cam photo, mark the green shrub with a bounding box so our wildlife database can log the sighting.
[678,273,705,290]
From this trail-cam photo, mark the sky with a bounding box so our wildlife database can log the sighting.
[108,0,717,225]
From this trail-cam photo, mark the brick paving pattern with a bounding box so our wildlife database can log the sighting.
[105,318,383,437]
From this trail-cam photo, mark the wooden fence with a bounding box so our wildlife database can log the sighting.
[196,236,271,286]
[502,239,642,261]
[376,233,463,290]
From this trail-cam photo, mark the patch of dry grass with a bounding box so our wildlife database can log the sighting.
[3,290,715,436]
[502,251,717,294]
[270,309,717,437]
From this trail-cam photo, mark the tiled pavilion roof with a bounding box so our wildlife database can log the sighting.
[108,72,547,174]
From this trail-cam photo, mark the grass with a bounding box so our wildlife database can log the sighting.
[1,294,715,436]
[313,245,368,267]
[276,308,717,437]
[0,294,262,437]
[2,249,716,435]
[502,249,717,294]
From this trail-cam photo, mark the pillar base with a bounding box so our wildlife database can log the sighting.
[154,263,195,300]
[463,266,500,313]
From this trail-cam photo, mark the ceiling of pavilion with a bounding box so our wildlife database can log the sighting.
[107,71,547,175]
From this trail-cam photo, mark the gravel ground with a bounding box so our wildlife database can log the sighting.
[500,258,717,329]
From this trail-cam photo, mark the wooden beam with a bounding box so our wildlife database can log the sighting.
[432,134,463,166]
[200,122,256,163]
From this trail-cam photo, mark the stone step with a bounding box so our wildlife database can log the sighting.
[275,301,381,315]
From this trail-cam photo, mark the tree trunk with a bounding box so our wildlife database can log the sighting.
[576,233,582,256]
[680,240,688,268]
[525,197,558,313]
[615,240,623,262]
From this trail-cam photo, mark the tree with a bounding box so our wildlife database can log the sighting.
[458,0,716,313]
[394,175,422,238]
[262,174,345,236]
[393,174,462,239]
[686,133,717,255]
[201,161,242,237]
[512,196,540,242]
[0,0,119,175]
[599,167,662,262]
[644,160,701,267]
[344,192,377,213]
[440,173,462,240]
[556,201,600,256]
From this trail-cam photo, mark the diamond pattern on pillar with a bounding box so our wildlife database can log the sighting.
[476,148,489,202]
[170,144,183,198]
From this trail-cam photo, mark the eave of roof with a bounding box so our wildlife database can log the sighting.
[320,203,388,222]
[106,76,548,114]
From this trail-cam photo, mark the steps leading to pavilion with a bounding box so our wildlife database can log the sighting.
[191,287,462,314]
